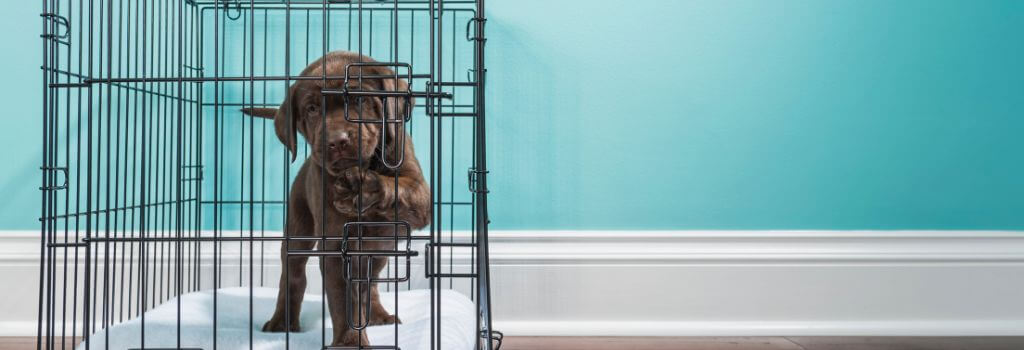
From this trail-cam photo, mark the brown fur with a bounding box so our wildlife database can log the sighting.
[242,51,430,347]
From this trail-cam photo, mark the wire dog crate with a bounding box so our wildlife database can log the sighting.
[39,0,496,349]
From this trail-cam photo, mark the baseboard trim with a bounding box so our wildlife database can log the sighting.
[494,320,1024,337]
[0,322,35,337]
[4,230,1024,336]
[484,230,1024,264]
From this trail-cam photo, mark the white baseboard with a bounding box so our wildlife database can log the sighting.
[4,230,1024,336]
[493,320,1024,337]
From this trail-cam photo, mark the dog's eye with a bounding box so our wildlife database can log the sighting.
[348,96,367,106]
[305,104,319,114]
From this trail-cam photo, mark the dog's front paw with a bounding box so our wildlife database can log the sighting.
[368,312,402,326]
[261,316,301,333]
[333,329,370,347]
[332,167,387,215]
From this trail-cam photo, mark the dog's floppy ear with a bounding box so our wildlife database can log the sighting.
[376,70,411,166]
[241,84,301,161]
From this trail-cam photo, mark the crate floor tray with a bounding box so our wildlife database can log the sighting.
[75,286,477,350]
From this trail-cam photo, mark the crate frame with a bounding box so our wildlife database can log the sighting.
[38,0,496,349]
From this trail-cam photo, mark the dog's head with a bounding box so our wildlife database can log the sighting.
[243,51,410,176]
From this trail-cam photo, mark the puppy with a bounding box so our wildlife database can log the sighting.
[242,51,430,347]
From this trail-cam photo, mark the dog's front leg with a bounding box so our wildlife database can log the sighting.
[366,256,401,326]
[322,238,371,347]
[334,166,431,228]
[374,172,431,228]
[263,190,315,333]
[263,239,314,332]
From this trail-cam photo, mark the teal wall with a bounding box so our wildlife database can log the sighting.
[0,3,46,230]
[3,1,1023,231]
[485,0,1024,230]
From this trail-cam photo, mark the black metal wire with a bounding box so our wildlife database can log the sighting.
[37,1,494,349]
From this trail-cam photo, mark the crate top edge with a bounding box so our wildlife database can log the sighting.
[190,0,479,11]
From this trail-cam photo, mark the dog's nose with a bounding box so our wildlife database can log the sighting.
[327,131,350,153]
[327,138,348,152]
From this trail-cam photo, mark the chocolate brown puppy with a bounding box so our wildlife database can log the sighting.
[243,51,430,347]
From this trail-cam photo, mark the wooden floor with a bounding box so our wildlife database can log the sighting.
[501,337,1024,350]
[7,336,1024,350]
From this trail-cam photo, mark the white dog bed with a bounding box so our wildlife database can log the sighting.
[76,287,477,350]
